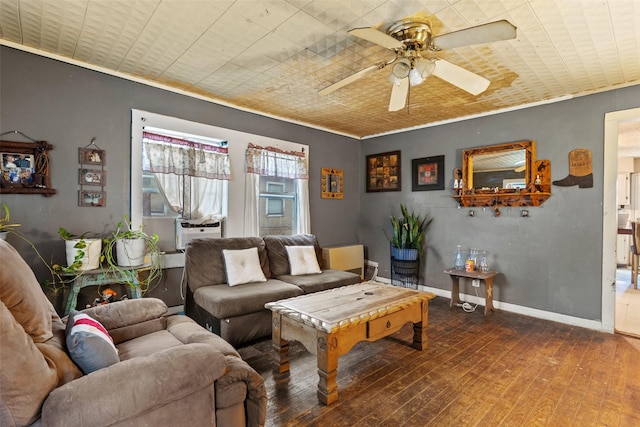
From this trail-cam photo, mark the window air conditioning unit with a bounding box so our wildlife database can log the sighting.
[176,218,223,250]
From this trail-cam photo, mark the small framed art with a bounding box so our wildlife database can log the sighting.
[78,168,106,186]
[78,190,106,207]
[412,155,444,191]
[366,150,401,192]
[78,147,106,165]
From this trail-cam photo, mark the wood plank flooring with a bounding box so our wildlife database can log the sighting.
[236,296,640,427]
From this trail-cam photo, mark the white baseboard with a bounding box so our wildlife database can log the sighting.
[375,276,607,332]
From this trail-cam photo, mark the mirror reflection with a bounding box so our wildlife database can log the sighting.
[463,140,534,192]
[472,150,527,189]
[321,168,343,199]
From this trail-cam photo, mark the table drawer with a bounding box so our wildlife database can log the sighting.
[367,309,409,340]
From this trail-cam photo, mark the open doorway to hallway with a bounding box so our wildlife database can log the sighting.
[605,108,640,337]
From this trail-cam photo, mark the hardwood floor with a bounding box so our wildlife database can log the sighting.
[237,296,640,427]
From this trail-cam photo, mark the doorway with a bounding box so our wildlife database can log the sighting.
[603,107,640,336]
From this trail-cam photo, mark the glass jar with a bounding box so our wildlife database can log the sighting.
[453,245,466,270]
[478,250,490,273]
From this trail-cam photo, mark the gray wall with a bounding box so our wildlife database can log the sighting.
[0,46,361,284]
[4,45,640,322]
[359,86,640,321]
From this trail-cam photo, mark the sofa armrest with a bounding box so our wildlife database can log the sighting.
[41,343,226,427]
[217,355,267,427]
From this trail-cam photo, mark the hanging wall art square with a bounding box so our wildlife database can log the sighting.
[412,155,444,191]
[366,150,401,192]
[78,147,106,165]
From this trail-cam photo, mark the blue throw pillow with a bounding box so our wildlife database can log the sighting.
[66,310,119,374]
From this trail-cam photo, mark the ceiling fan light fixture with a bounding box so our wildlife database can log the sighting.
[409,58,435,86]
[392,59,411,79]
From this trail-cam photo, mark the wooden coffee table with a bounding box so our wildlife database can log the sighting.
[265,282,435,405]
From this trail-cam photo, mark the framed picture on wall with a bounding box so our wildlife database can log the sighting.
[78,168,106,186]
[366,150,401,192]
[412,155,444,191]
[78,190,106,207]
[78,147,106,165]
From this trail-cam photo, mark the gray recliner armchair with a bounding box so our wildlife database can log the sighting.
[0,240,266,427]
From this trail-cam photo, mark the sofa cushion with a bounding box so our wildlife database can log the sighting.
[0,240,54,343]
[66,310,120,374]
[193,279,303,319]
[117,329,183,361]
[286,245,322,275]
[264,234,323,276]
[276,268,361,294]
[223,247,267,286]
[185,237,271,291]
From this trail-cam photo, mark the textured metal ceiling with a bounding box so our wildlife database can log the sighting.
[1,0,639,139]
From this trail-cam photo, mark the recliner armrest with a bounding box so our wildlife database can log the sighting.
[77,298,168,343]
[41,343,226,427]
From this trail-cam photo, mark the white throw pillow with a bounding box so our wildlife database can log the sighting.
[286,245,322,276]
[222,247,267,286]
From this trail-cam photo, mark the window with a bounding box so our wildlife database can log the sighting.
[260,178,295,234]
[244,144,310,237]
[141,126,229,220]
[264,181,286,217]
[142,171,177,217]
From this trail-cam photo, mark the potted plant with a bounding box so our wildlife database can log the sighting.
[101,215,162,294]
[0,203,20,240]
[388,204,432,261]
[58,227,102,271]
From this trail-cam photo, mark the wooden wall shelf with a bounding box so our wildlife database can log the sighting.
[453,192,551,207]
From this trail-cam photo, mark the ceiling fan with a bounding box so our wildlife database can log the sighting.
[318,16,517,111]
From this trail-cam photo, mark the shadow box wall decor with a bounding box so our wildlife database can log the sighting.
[0,130,56,196]
[412,155,445,191]
[366,150,401,192]
[78,139,106,207]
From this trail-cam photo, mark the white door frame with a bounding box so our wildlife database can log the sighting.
[602,107,640,332]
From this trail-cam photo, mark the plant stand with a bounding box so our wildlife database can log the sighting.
[390,256,420,290]
[63,265,150,315]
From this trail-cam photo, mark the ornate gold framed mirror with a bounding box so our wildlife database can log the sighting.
[321,168,343,199]
[455,140,551,208]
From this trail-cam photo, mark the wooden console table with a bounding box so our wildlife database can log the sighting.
[444,268,498,316]
[64,265,150,315]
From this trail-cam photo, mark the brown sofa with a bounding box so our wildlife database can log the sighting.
[183,234,361,347]
[0,240,266,427]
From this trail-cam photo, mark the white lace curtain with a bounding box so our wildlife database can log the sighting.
[142,131,230,219]
[243,144,310,236]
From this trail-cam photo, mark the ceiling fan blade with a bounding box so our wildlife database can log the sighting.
[432,59,490,95]
[388,78,409,112]
[432,20,516,50]
[348,27,403,50]
[318,63,384,96]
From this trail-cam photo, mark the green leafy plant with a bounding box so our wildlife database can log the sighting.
[0,207,77,294]
[0,203,20,233]
[101,215,162,294]
[387,204,432,256]
[56,227,97,273]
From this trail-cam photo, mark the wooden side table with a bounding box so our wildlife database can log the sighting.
[64,266,149,315]
[444,268,498,316]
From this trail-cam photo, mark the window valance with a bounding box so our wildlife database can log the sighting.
[245,143,308,179]
[142,131,230,180]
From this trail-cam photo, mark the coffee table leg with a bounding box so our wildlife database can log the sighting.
[271,312,289,374]
[449,275,461,309]
[317,331,339,405]
[411,300,428,350]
